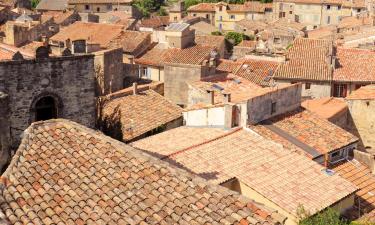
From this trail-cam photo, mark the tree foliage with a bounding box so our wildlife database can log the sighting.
[31,0,40,8]
[133,0,164,17]
[297,206,349,225]
[225,32,250,45]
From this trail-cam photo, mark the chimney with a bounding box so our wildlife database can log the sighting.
[206,90,214,104]
[209,58,216,67]
[133,82,138,95]
[354,149,375,174]
[223,93,231,103]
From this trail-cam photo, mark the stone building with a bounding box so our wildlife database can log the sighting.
[67,0,137,15]
[0,47,96,170]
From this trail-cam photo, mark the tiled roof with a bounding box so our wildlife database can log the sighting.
[0,48,14,61]
[195,35,225,49]
[256,108,358,157]
[360,209,375,222]
[275,0,364,6]
[135,45,176,67]
[101,89,182,142]
[108,31,150,54]
[346,85,375,100]
[338,16,371,29]
[133,126,358,217]
[139,16,170,29]
[269,18,306,31]
[301,97,348,120]
[0,43,34,59]
[164,45,216,65]
[0,119,279,225]
[68,0,132,3]
[36,0,67,11]
[332,160,375,219]
[235,58,280,86]
[50,22,124,48]
[187,3,215,12]
[307,25,336,39]
[235,19,268,31]
[274,38,333,81]
[189,74,280,104]
[216,59,242,73]
[334,48,375,82]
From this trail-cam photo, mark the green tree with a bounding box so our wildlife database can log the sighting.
[297,206,349,225]
[225,32,246,45]
[157,7,168,16]
[133,0,163,17]
[31,0,40,8]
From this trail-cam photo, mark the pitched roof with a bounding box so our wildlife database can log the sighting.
[275,0,363,6]
[0,43,34,59]
[195,35,225,50]
[216,59,243,73]
[338,16,372,29]
[187,3,215,12]
[101,89,182,142]
[132,126,358,217]
[346,85,375,100]
[134,45,176,67]
[50,22,124,48]
[334,48,375,82]
[274,38,333,81]
[164,45,216,65]
[301,97,348,120]
[235,19,268,31]
[332,160,375,219]
[36,0,67,11]
[139,16,170,29]
[108,30,150,54]
[0,119,279,225]
[255,108,358,157]
[235,58,280,86]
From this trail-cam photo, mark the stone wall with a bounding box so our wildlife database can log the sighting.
[247,84,302,124]
[0,93,10,171]
[0,55,96,148]
[94,48,124,96]
[346,99,375,152]
[276,79,331,99]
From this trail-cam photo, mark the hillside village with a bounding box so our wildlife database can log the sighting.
[0,0,375,224]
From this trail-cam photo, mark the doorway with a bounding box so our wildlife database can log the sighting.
[35,96,57,121]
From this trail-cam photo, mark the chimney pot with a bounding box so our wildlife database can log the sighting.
[133,82,138,95]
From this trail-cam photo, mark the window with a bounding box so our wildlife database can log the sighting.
[174,16,177,21]
[142,67,150,79]
[326,5,331,10]
[333,84,347,97]
[85,4,90,10]
[357,8,361,13]
[219,16,223,21]
[193,13,196,16]
[305,83,311,89]
[271,102,277,114]
[106,4,112,10]
[338,5,341,10]
[327,16,331,24]
[219,6,223,11]
[230,15,235,19]
[274,37,281,44]
[206,14,209,19]
[289,10,292,14]
[96,7,100,12]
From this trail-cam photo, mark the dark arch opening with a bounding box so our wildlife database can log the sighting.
[35,96,57,121]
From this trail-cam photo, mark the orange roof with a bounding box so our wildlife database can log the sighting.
[275,38,333,81]
[134,45,176,67]
[332,160,375,220]
[50,22,125,48]
[108,30,150,54]
[101,89,182,141]
[235,19,268,31]
[346,85,375,100]
[276,0,365,7]
[237,40,257,48]
[187,3,215,12]
[334,48,375,82]
[68,0,133,3]
[302,97,348,120]
[256,108,358,156]
[164,45,216,65]
[0,48,14,61]
[338,16,372,29]
[235,58,280,86]
[133,126,358,216]
[195,35,225,49]
[307,25,336,39]
[216,59,243,73]
[0,119,279,224]
[140,16,170,29]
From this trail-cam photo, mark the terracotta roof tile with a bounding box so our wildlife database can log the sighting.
[50,22,125,48]
[255,108,358,157]
[108,30,150,54]
[216,59,243,73]
[276,0,364,7]
[334,48,375,82]
[135,45,176,67]
[0,119,278,224]
[133,126,358,217]
[332,160,375,219]
[0,48,14,61]
[101,89,182,142]
[195,35,225,49]
[236,19,268,31]
[346,85,375,100]
[68,0,132,3]
[275,38,333,81]
[164,45,216,65]
[235,58,280,86]
[140,16,170,29]
[301,97,348,120]
[187,3,215,12]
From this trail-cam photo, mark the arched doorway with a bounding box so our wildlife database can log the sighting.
[34,96,57,121]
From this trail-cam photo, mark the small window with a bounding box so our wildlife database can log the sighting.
[327,16,331,24]
[357,8,361,12]
[289,10,292,14]
[219,16,223,21]
[206,14,209,19]
[85,4,90,10]
[326,5,331,10]
[274,37,281,44]
[174,16,177,21]
[338,5,341,10]
[230,15,235,19]
[193,13,196,16]
[271,102,277,114]
[97,7,100,12]
[219,6,223,11]
[305,83,311,90]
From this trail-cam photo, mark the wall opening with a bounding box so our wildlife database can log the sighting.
[35,96,57,121]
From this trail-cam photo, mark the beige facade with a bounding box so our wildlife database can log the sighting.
[140,66,164,82]
[187,11,215,25]
[276,80,332,98]
[69,3,133,14]
[273,0,366,30]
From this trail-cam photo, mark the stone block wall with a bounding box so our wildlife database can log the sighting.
[0,55,96,148]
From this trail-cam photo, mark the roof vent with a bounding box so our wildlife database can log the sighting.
[212,84,224,91]
[322,168,335,176]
